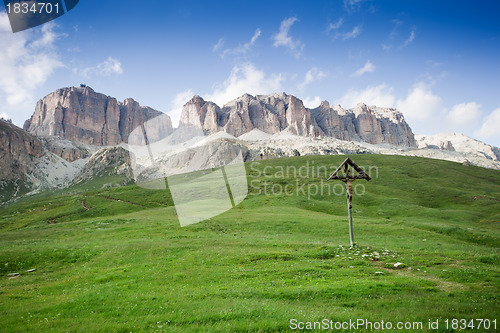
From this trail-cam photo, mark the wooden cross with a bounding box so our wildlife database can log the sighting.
[327,157,371,247]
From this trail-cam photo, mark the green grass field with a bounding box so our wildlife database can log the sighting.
[0,155,499,332]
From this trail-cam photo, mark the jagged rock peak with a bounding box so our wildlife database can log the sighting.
[24,86,173,146]
[123,97,138,106]
[319,100,330,109]
[186,95,205,104]
[179,93,417,147]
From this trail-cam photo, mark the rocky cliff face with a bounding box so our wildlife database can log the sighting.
[415,133,500,161]
[72,146,133,185]
[179,95,221,133]
[24,86,173,146]
[180,93,416,147]
[219,93,319,137]
[5,87,498,206]
[350,103,416,146]
[0,119,43,182]
[41,137,93,162]
[0,119,45,202]
[23,87,415,148]
[0,120,134,204]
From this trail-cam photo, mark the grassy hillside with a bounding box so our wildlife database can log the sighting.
[0,155,499,332]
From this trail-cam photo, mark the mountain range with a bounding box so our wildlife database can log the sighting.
[23,86,416,147]
[1,86,499,204]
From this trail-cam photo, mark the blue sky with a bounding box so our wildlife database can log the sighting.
[1,0,499,146]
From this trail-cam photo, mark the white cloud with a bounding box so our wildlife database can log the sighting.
[352,60,375,77]
[328,18,344,32]
[384,21,417,50]
[213,38,224,52]
[336,25,362,40]
[338,84,395,108]
[403,26,416,46]
[396,82,442,122]
[335,81,493,144]
[446,102,481,131]
[389,19,403,40]
[299,67,327,90]
[0,112,9,120]
[329,20,362,41]
[302,96,322,108]
[0,12,64,120]
[31,22,66,48]
[344,0,364,12]
[477,108,500,143]
[272,17,304,57]
[168,89,194,128]
[97,57,123,75]
[221,29,261,57]
[206,63,283,106]
[80,57,123,77]
[167,64,283,126]
[249,29,260,45]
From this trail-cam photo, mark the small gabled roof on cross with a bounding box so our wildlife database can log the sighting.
[327,157,371,181]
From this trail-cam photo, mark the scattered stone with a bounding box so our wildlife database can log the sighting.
[25,269,36,273]
[7,273,19,277]
[375,271,384,275]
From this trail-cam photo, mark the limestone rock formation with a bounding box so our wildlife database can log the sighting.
[0,119,43,181]
[179,93,416,147]
[23,87,415,149]
[415,133,500,161]
[72,146,133,185]
[179,95,221,133]
[311,101,357,141]
[5,86,500,206]
[0,119,44,202]
[41,137,94,162]
[24,86,173,146]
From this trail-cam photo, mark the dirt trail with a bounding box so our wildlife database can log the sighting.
[81,196,90,211]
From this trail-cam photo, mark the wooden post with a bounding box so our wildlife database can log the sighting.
[346,179,354,247]
[327,158,371,247]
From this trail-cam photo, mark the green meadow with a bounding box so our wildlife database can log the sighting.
[0,155,499,332]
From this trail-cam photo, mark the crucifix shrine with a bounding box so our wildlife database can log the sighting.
[327,157,371,247]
